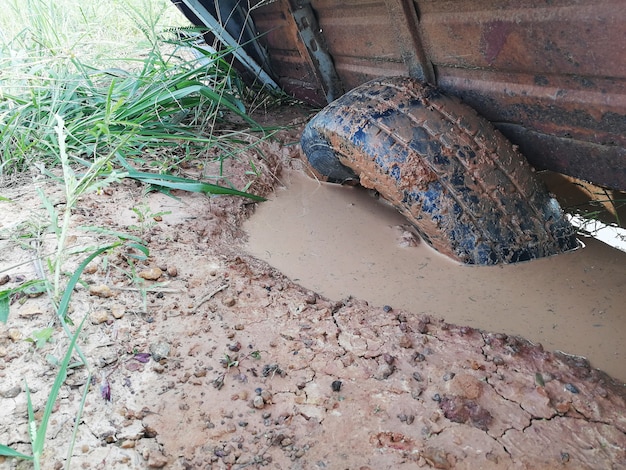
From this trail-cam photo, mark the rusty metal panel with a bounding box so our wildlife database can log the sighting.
[310,0,411,87]
[416,0,626,189]
[416,1,626,78]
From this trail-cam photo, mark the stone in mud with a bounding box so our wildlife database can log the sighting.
[398,334,413,349]
[373,362,395,380]
[439,395,493,431]
[147,451,168,468]
[421,447,452,469]
[111,305,125,319]
[253,395,265,409]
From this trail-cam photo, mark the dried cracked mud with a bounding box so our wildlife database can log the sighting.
[1,116,625,469]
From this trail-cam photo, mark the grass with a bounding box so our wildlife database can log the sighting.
[0,0,271,180]
[0,0,275,466]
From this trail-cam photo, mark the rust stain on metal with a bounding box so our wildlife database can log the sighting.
[481,20,512,64]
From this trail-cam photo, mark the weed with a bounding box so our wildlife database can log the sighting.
[25,327,55,349]
[129,202,172,234]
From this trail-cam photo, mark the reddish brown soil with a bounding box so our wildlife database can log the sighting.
[0,112,625,469]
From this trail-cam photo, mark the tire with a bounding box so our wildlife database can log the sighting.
[300,77,578,265]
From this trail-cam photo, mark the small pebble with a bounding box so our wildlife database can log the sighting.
[261,390,272,403]
[398,334,413,349]
[166,266,178,277]
[413,352,425,363]
[222,297,236,307]
[83,264,98,275]
[374,363,394,380]
[253,396,265,409]
[120,440,135,449]
[0,385,21,398]
[443,372,455,382]
[564,383,580,394]
[0,275,9,285]
[331,380,342,392]
[139,267,162,281]
[492,356,505,366]
[111,305,125,319]
[149,342,171,361]
[8,328,22,342]
[382,305,392,313]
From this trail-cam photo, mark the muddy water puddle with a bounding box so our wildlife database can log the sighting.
[244,172,626,382]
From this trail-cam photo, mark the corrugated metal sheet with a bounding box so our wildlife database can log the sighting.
[250,0,626,190]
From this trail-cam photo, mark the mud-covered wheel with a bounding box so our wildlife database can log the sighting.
[300,77,578,265]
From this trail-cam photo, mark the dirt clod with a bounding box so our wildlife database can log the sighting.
[90,310,110,324]
[89,284,113,298]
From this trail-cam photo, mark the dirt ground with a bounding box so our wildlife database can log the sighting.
[1,113,626,470]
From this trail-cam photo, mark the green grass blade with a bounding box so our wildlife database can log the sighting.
[0,444,33,460]
[24,380,37,461]
[57,243,119,321]
[78,226,145,243]
[127,174,266,201]
[113,153,265,201]
[33,314,87,455]
[0,294,9,324]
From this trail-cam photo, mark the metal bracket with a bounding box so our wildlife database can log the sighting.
[289,0,344,102]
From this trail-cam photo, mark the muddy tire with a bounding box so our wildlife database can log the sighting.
[300,77,578,265]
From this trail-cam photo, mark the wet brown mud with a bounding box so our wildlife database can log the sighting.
[244,171,626,382]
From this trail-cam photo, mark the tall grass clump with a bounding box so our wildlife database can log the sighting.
[0,0,267,180]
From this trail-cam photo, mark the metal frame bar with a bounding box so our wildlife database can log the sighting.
[180,0,280,90]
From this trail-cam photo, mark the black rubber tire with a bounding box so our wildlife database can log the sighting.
[300,77,578,265]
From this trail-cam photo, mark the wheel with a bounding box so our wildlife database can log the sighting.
[300,77,578,265]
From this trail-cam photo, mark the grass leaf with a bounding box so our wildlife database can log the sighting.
[0,444,33,460]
